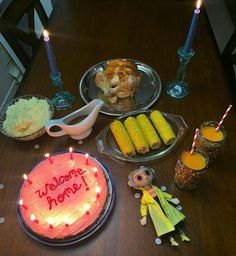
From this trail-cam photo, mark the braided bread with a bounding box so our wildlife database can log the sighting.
[95,59,141,104]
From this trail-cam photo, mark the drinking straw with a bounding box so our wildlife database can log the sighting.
[190,128,199,154]
[215,105,232,131]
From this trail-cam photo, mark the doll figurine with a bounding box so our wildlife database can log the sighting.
[128,166,190,246]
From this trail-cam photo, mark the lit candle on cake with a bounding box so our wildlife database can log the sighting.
[183,0,202,53]
[85,153,89,165]
[84,203,90,215]
[64,216,70,228]
[23,174,32,185]
[93,167,98,177]
[45,153,53,164]
[69,147,73,160]
[95,186,101,198]
[30,214,39,224]
[47,217,54,229]
[43,30,58,77]
[19,199,27,210]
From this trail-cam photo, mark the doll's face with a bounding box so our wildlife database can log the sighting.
[133,168,154,187]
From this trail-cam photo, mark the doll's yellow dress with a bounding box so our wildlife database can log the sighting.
[139,185,185,237]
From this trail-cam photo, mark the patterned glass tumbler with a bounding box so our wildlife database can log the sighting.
[195,121,226,163]
[174,149,209,190]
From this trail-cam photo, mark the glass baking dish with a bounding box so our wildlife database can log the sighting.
[96,110,188,162]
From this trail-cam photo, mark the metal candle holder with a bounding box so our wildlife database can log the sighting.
[166,47,195,99]
[50,72,75,110]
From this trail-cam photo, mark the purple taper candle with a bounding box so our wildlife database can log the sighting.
[183,0,201,53]
[43,30,59,77]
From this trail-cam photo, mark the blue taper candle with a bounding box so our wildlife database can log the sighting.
[43,30,59,77]
[183,1,201,53]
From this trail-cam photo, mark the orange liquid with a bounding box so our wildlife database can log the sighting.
[181,151,206,171]
[201,126,224,142]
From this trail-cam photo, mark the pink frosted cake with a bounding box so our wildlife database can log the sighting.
[18,152,109,240]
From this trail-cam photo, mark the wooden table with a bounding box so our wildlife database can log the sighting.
[0,1,235,255]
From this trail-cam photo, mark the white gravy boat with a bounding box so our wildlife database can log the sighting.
[45,99,104,140]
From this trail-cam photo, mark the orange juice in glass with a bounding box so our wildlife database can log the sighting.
[195,121,226,163]
[174,149,209,190]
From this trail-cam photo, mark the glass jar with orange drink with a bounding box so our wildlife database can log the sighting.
[174,149,209,190]
[195,121,226,163]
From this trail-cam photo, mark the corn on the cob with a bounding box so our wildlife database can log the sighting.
[124,117,149,154]
[150,110,176,145]
[110,120,136,157]
[136,114,161,149]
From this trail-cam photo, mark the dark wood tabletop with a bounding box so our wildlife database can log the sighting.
[0,0,236,255]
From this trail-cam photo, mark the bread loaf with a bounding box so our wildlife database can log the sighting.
[95,59,141,104]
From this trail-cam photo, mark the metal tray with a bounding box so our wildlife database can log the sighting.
[79,59,162,116]
[96,110,188,162]
[16,151,115,246]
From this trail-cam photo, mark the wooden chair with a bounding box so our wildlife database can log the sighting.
[0,0,51,68]
[205,0,236,87]
[222,30,236,86]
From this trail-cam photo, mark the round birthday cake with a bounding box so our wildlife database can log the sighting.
[18,152,110,241]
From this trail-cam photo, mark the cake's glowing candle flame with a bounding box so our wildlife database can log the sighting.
[84,203,90,215]
[23,174,32,184]
[19,199,27,210]
[45,153,53,164]
[95,186,101,198]
[64,216,70,227]
[30,214,39,224]
[196,0,201,10]
[47,217,54,229]
[95,186,101,193]
[93,167,98,177]
[69,147,73,160]
[85,153,89,165]
[30,214,35,221]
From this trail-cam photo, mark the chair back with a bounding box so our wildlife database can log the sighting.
[0,0,50,68]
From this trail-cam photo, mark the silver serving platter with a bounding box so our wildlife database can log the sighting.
[79,59,162,116]
[96,110,188,162]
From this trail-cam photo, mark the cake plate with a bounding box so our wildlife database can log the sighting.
[16,151,115,246]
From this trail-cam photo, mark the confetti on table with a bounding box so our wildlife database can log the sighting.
[0,184,4,189]
[176,205,183,211]
[155,238,162,245]
[34,144,40,149]
[0,217,5,224]
[135,193,140,199]
[160,186,166,191]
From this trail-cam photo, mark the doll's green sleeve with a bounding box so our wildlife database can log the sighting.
[161,191,172,200]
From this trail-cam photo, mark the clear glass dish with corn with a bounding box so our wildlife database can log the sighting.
[96,110,188,162]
